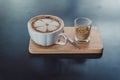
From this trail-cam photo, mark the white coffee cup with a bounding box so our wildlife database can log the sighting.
[28,15,67,46]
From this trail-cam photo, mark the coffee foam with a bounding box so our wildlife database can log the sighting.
[31,16,61,33]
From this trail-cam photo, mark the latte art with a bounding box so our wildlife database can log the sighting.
[32,17,61,33]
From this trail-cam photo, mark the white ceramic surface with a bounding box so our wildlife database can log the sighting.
[28,15,67,46]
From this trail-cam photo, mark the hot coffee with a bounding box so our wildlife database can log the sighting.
[28,15,67,46]
[31,16,61,33]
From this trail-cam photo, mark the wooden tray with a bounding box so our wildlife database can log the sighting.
[29,27,103,54]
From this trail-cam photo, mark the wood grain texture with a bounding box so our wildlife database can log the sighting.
[29,27,103,54]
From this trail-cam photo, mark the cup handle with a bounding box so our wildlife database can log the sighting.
[56,33,68,45]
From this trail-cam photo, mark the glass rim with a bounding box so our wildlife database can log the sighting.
[74,17,92,26]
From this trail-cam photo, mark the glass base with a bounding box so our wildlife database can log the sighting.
[75,37,90,43]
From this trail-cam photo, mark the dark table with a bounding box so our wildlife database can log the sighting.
[0,0,120,80]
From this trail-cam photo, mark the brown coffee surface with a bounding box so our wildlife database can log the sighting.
[31,16,61,33]
[75,26,90,40]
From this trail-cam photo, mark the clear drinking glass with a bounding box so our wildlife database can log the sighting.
[74,17,92,42]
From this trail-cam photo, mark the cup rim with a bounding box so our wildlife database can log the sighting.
[28,15,64,34]
[74,17,92,26]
